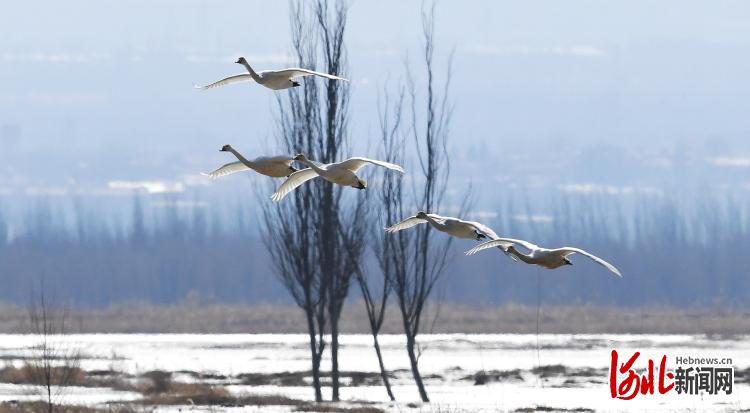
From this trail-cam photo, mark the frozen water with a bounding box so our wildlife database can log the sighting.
[0,334,747,412]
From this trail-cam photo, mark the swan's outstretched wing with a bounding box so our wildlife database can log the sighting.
[459,220,520,260]
[385,216,427,233]
[555,248,622,277]
[336,157,405,173]
[274,68,349,81]
[202,161,249,179]
[386,213,449,233]
[461,220,499,239]
[271,168,320,202]
[194,74,255,90]
[465,237,539,256]
[497,237,539,251]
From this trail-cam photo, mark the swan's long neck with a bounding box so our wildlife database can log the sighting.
[508,246,535,264]
[240,61,262,82]
[299,159,325,175]
[423,214,448,231]
[228,148,255,168]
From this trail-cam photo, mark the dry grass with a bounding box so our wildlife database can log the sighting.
[0,364,137,392]
[0,401,139,413]
[0,369,367,411]
[0,364,86,386]
[132,371,302,407]
[468,369,524,385]
[132,370,384,411]
[0,301,748,334]
[238,370,309,386]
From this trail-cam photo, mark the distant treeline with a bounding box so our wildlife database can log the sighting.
[0,190,747,308]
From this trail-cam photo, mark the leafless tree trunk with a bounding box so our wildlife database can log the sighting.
[356,268,395,401]
[26,284,82,413]
[312,1,358,401]
[261,190,327,402]
[380,3,454,403]
[340,188,395,401]
[260,0,358,402]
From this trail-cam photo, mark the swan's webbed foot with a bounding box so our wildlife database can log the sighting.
[357,181,366,190]
[291,80,301,87]
[475,232,487,240]
[564,258,573,266]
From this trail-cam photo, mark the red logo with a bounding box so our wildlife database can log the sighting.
[609,349,675,400]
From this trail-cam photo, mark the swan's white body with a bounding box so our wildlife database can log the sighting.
[271,154,404,202]
[195,57,348,91]
[465,238,622,277]
[386,212,499,241]
[204,145,296,179]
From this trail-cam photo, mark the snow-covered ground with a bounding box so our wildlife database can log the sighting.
[0,334,747,412]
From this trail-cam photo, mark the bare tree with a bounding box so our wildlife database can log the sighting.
[356,85,410,402]
[379,3,454,402]
[26,285,82,413]
[261,192,327,403]
[260,0,359,402]
[341,187,395,401]
[353,268,395,401]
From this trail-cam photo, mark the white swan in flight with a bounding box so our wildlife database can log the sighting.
[203,145,297,179]
[271,154,404,202]
[465,238,622,277]
[195,57,348,91]
[386,212,500,241]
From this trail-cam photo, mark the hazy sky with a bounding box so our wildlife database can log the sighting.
[1,0,749,201]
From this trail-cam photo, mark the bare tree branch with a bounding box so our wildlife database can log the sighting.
[259,0,356,402]
[380,2,455,402]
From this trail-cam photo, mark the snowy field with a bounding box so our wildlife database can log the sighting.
[0,334,748,412]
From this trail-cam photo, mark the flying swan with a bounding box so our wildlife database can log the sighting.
[465,238,622,277]
[195,57,348,91]
[386,212,501,241]
[203,145,297,179]
[271,154,405,202]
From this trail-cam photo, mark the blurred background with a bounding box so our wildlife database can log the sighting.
[1,0,748,308]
